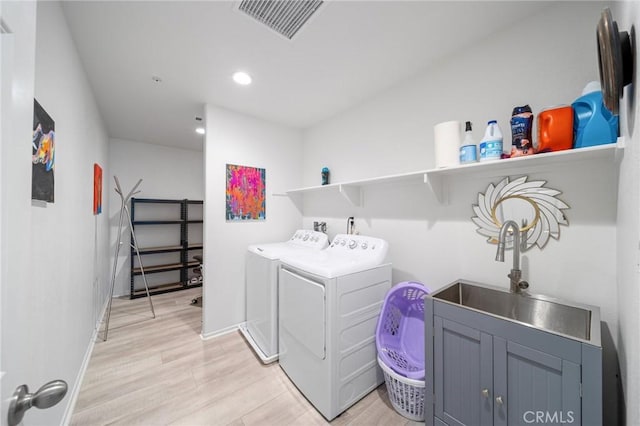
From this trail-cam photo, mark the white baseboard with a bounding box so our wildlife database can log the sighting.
[61,297,109,426]
[200,323,242,340]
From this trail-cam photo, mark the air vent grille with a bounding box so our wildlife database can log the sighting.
[239,0,323,40]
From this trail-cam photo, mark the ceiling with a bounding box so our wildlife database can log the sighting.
[62,1,550,151]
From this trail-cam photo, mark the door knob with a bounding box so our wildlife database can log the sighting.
[8,380,68,426]
[482,389,490,398]
[495,395,504,405]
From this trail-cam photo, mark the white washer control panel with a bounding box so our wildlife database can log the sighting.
[328,234,388,260]
[290,230,329,249]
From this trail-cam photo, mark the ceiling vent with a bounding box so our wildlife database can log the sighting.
[238,0,323,40]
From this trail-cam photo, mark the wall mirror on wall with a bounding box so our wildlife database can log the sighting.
[472,176,569,250]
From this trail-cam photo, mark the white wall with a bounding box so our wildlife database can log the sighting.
[303,1,616,313]
[202,105,302,336]
[1,1,110,425]
[612,2,640,424]
[302,0,620,419]
[108,138,204,296]
[303,2,610,184]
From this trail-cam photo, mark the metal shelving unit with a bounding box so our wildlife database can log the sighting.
[130,198,203,299]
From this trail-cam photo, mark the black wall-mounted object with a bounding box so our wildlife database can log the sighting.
[597,7,634,115]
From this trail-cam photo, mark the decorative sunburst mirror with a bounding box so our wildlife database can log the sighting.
[472,176,569,250]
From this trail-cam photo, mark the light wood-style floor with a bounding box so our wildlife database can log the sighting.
[71,288,419,425]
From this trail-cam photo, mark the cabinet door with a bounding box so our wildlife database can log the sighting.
[493,337,581,426]
[434,317,493,426]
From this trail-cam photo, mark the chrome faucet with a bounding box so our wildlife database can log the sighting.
[313,221,327,233]
[495,220,529,293]
[347,217,355,234]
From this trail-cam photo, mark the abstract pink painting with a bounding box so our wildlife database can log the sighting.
[226,164,266,220]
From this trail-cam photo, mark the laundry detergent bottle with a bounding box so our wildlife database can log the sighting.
[572,81,618,148]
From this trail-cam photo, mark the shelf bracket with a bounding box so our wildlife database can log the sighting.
[424,173,448,204]
[615,136,626,163]
[339,184,362,207]
[282,192,303,212]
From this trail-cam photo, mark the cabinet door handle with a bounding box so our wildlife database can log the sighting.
[482,389,489,398]
[495,396,504,405]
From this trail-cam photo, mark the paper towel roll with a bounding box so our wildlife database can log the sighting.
[434,121,461,168]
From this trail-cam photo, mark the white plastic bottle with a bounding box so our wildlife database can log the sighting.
[459,121,477,163]
[479,120,503,162]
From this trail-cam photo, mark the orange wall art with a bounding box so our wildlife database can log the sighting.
[93,163,103,215]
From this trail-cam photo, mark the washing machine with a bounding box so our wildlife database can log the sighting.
[239,229,328,364]
[278,234,392,421]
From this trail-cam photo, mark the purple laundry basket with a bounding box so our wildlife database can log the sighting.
[375,281,429,380]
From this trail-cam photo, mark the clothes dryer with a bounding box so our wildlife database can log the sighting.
[278,234,392,420]
[239,230,328,364]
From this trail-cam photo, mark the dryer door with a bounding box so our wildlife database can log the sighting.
[279,268,326,359]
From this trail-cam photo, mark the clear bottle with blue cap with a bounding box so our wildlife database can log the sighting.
[460,121,478,163]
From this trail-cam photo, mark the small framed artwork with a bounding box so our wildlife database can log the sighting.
[32,99,55,203]
[226,164,266,221]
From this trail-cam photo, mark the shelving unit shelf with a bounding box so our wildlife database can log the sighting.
[277,141,623,205]
[130,198,203,299]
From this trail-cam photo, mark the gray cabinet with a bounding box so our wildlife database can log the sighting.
[426,298,601,426]
[434,317,493,425]
[494,338,581,426]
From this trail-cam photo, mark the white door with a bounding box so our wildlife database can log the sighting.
[0,10,8,406]
[0,11,14,422]
[0,5,67,425]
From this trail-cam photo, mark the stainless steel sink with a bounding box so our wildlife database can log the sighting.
[432,280,601,346]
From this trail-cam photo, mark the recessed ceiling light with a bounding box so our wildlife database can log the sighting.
[232,71,252,86]
[195,127,205,135]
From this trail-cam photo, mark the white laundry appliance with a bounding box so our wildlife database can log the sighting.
[239,229,328,364]
[278,234,392,421]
